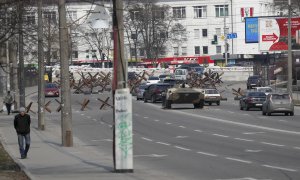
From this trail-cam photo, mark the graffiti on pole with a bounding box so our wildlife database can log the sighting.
[114,88,133,171]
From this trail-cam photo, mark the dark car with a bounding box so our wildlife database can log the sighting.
[239,91,266,111]
[247,75,262,89]
[136,84,148,101]
[45,83,59,97]
[262,93,294,116]
[143,83,173,103]
[162,79,177,86]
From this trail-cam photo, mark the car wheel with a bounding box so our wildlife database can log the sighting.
[151,95,156,103]
[143,97,147,103]
[208,102,212,106]
[199,100,204,109]
[285,112,289,116]
[216,101,220,106]
[290,112,294,116]
[267,112,271,116]
[136,97,139,101]
[240,104,243,110]
[245,105,249,111]
[262,111,266,115]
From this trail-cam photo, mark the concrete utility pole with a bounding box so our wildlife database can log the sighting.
[287,0,293,93]
[38,0,45,130]
[18,1,25,107]
[58,0,73,147]
[230,0,233,55]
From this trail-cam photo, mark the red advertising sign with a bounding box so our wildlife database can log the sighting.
[259,17,300,51]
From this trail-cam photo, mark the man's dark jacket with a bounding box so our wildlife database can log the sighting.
[14,114,31,134]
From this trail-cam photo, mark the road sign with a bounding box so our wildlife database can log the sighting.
[227,33,237,39]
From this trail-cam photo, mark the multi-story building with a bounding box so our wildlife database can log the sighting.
[123,0,275,67]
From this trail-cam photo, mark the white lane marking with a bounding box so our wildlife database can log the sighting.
[242,114,249,116]
[179,126,186,128]
[225,157,252,164]
[234,138,254,142]
[134,113,140,116]
[156,142,170,146]
[92,119,97,122]
[134,154,167,158]
[243,132,265,135]
[144,117,149,119]
[213,134,229,138]
[141,137,153,142]
[91,139,112,142]
[174,146,191,151]
[197,151,218,157]
[227,111,235,114]
[177,111,300,135]
[294,147,300,150]
[87,116,91,119]
[154,119,160,122]
[260,142,285,147]
[100,122,104,124]
[194,130,203,133]
[175,136,188,139]
[75,110,80,113]
[108,125,112,128]
[80,114,85,116]
[279,120,288,122]
[245,149,262,153]
[166,122,172,125]
[262,165,297,172]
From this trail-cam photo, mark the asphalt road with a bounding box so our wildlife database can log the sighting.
[41,82,300,180]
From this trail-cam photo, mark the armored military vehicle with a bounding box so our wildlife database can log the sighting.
[162,84,205,109]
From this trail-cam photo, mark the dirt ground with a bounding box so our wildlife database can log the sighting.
[0,142,30,180]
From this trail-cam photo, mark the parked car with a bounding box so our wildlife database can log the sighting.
[147,76,160,84]
[143,83,173,103]
[247,75,263,89]
[202,89,221,105]
[158,74,172,82]
[262,93,294,116]
[45,83,59,97]
[136,84,148,101]
[253,86,273,95]
[162,79,177,86]
[174,68,189,80]
[239,91,266,110]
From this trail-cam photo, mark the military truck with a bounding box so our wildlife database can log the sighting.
[162,84,205,109]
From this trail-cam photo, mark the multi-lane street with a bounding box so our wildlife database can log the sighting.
[42,82,300,180]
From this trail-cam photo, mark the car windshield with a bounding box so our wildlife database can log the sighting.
[46,84,57,88]
[148,76,159,80]
[271,94,290,100]
[248,92,265,97]
[205,89,218,94]
[175,70,185,75]
[257,88,272,93]
[159,75,167,78]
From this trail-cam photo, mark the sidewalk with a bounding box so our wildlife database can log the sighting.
[0,87,176,180]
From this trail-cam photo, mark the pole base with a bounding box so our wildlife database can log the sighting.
[114,169,134,173]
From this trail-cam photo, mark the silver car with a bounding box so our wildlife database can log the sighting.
[262,93,294,116]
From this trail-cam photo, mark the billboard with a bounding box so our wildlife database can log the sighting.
[259,17,300,51]
[245,17,259,43]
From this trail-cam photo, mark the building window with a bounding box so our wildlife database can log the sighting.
[202,29,207,37]
[182,47,187,56]
[44,11,56,24]
[194,29,200,39]
[193,6,207,18]
[225,28,229,35]
[216,46,222,54]
[26,12,36,24]
[194,46,200,55]
[139,48,145,56]
[131,33,137,39]
[86,50,89,59]
[130,48,136,57]
[173,7,186,19]
[203,46,208,54]
[215,5,229,17]
[215,28,221,36]
[72,51,78,59]
[67,11,77,20]
[91,50,97,58]
[173,47,179,56]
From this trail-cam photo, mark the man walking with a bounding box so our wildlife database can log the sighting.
[3,91,14,115]
[14,107,31,159]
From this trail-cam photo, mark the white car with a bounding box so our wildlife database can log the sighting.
[147,76,160,84]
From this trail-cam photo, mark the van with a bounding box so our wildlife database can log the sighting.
[174,69,188,80]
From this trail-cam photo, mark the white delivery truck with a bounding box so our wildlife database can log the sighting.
[174,69,189,80]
